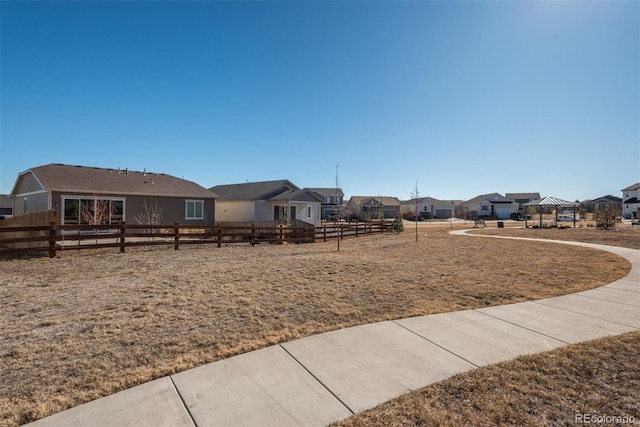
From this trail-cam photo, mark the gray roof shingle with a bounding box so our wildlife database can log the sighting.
[18,164,216,199]
[210,180,298,200]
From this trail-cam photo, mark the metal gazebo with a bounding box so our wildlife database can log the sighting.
[523,196,580,228]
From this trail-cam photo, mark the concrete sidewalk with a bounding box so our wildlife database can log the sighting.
[28,233,640,427]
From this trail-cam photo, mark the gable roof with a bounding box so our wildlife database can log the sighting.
[210,180,299,200]
[400,196,452,205]
[269,188,323,203]
[505,192,541,201]
[589,195,622,203]
[622,183,640,191]
[465,193,514,204]
[349,196,401,206]
[308,188,344,198]
[12,163,216,199]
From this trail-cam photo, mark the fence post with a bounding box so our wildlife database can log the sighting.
[174,222,180,250]
[323,225,327,242]
[119,222,126,253]
[279,224,284,244]
[217,227,222,248]
[339,223,343,240]
[48,221,56,258]
[355,221,359,237]
[251,223,256,246]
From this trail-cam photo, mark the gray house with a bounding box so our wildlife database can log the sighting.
[463,193,519,219]
[400,197,457,219]
[210,180,322,226]
[582,195,622,214]
[10,163,216,225]
[308,188,345,220]
[0,194,12,218]
[505,193,541,212]
[347,196,401,220]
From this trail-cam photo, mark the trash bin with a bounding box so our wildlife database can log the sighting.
[497,221,504,228]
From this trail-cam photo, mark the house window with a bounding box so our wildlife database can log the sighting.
[63,196,124,225]
[185,200,204,220]
[482,205,488,211]
[274,205,287,221]
[307,205,312,218]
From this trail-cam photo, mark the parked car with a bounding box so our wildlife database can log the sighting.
[553,215,580,223]
[510,212,531,221]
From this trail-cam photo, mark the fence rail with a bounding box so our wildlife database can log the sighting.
[0,220,392,257]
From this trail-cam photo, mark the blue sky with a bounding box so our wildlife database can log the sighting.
[1,1,638,202]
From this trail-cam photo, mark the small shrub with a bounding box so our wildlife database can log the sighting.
[392,217,404,233]
[594,207,616,229]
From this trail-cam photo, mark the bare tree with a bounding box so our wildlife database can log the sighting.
[80,198,116,226]
[134,201,164,237]
[412,179,420,241]
[80,197,117,243]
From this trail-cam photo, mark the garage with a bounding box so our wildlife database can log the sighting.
[494,205,516,219]
[435,209,453,219]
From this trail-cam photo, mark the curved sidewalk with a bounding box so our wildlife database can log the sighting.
[28,231,640,427]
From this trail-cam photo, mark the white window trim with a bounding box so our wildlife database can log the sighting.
[61,195,126,225]
[185,199,204,220]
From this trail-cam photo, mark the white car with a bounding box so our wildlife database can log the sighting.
[554,215,580,223]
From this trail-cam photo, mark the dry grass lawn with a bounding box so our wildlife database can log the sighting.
[334,331,640,427]
[0,225,636,426]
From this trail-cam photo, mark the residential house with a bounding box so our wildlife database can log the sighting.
[0,194,12,217]
[505,193,541,213]
[210,180,322,226]
[10,163,216,225]
[582,195,622,215]
[347,196,401,220]
[622,183,640,219]
[400,197,457,219]
[308,188,345,220]
[463,193,519,219]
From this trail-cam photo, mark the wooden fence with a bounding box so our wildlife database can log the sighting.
[0,210,57,255]
[0,219,392,257]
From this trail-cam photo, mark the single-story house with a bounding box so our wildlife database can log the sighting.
[400,197,457,219]
[10,163,217,225]
[622,183,640,219]
[463,193,519,219]
[209,180,322,226]
[581,195,622,214]
[347,196,401,220]
[505,193,541,212]
[308,188,345,220]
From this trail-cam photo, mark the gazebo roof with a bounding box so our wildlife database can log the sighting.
[523,196,577,207]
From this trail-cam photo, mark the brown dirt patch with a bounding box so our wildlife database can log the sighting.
[0,227,632,425]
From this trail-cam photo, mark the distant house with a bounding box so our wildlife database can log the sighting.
[10,163,216,225]
[622,183,640,219]
[0,194,12,218]
[210,180,322,226]
[582,195,622,214]
[505,193,541,212]
[308,188,345,220]
[463,193,518,219]
[400,197,456,219]
[347,196,401,220]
